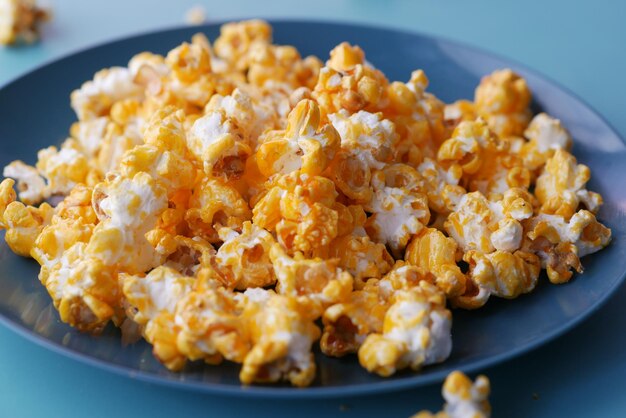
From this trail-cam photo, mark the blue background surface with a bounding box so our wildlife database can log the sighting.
[1,1,625,417]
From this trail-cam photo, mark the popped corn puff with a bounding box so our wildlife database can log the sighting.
[239,289,320,387]
[412,371,491,418]
[474,69,531,137]
[535,149,602,218]
[358,281,452,377]
[0,20,612,387]
[0,0,49,45]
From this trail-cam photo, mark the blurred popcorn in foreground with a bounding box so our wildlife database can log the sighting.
[412,371,491,418]
[0,19,611,387]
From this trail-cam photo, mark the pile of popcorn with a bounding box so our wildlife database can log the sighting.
[0,20,611,387]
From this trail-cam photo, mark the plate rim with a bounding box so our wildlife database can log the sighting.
[1,18,625,398]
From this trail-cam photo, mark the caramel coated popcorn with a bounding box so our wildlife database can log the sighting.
[0,20,611,387]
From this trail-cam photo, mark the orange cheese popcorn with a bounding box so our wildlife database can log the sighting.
[213,20,272,72]
[35,143,89,196]
[0,20,613,387]
[405,228,466,298]
[256,99,340,177]
[535,149,602,219]
[445,191,530,254]
[239,289,320,387]
[524,210,611,283]
[328,234,394,289]
[520,113,572,171]
[253,171,338,256]
[185,176,252,243]
[365,164,430,256]
[0,178,17,227]
[329,109,398,171]
[453,250,540,309]
[444,100,477,129]
[412,371,491,418]
[71,67,144,121]
[437,119,500,176]
[321,279,391,357]
[321,263,433,357]
[2,160,48,205]
[90,172,168,274]
[175,287,250,365]
[385,70,448,164]
[270,244,352,316]
[474,69,531,137]
[358,281,452,377]
[188,107,248,179]
[121,266,196,370]
[0,0,49,45]
[1,199,53,257]
[248,43,322,90]
[44,242,120,333]
[215,221,277,290]
[313,43,389,115]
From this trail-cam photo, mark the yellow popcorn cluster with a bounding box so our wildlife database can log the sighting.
[0,20,611,386]
[412,371,491,418]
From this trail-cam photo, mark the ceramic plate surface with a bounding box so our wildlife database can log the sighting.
[1,20,625,398]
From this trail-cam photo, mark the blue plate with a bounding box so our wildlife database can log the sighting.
[1,20,625,398]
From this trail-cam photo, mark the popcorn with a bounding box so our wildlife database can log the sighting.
[122,266,196,370]
[0,178,17,227]
[44,242,120,333]
[313,43,389,115]
[71,67,144,121]
[405,228,466,298]
[328,110,398,171]
[248,44,322,89]
[328,234,394,289]
[0,0,49,45]
[253,171,338,256]
[453,250,540,309]
[215,221,277,290]
[239,289,320,387]
[256,99,340,177]
[358,281,452,377]
[321,263,432,357]
[364,164,430,256]
[270,244,353,316]
[521,113,572,171]
[185,176,252,243]
[213,20,272,71]
[474,69,531,137]
[1,199,53,256]
[0,20,612,387]
[413,371,491,418]
[524,210,611,283]
[535,149,602,219]
[3,160,47,205]
[89,172,168,273]
[417,158,465,214]
[385,70,448,164]
[36,144,89,196]
[175,287,250,364]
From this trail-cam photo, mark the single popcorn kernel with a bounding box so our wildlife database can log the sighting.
[0,0,49,45]
[412,371,491,418]
[358,281,452,377]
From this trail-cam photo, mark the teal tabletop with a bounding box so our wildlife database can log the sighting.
[1,1,626,417]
